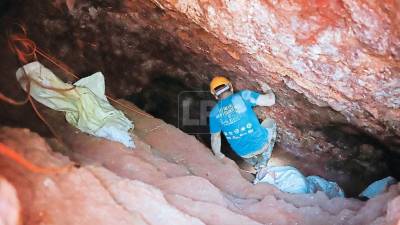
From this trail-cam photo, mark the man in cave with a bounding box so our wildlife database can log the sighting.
[209,76,277,172]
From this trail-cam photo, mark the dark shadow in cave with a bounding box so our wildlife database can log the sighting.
[317,123,399,196]
[319,123,399,179]
[0,1,11,17]
[126,73,244,162]
[128,73,205,128]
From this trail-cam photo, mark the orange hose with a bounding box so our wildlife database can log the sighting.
[0,142,73,174]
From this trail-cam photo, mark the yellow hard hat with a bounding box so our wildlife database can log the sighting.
[210,76,231,95]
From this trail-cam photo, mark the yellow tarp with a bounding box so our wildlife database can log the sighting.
[16,61,135,148]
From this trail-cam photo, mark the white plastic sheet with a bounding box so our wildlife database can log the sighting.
[254,166,344,198]
[16,61,135,148]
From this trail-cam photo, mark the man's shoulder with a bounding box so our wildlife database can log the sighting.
[238,90,260,104]
[238,89,254,97]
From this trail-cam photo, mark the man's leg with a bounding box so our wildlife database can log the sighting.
[244,118,277,172]
[243,154,266,173]
[254,118,277,169]
[254,150,271,170]
[243,155,259,168]
[261,118,276,154]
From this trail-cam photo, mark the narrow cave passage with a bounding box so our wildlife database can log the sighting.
[0,0,399,224]
[125,72,398,197]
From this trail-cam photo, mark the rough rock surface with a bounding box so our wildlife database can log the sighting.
[1,0,398,195]
[146,0,400,145]
[0,1,400,223]
[0,99,399,224]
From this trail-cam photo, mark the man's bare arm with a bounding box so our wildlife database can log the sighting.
[211,132,225,159]
[256,81,275,106]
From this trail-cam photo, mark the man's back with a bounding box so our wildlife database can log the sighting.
[209,90,268,157]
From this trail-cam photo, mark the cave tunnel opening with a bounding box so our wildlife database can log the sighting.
[0,0,398,201]
[125,72,399,197]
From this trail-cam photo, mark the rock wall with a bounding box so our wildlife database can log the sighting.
[0,0,400,219]
[0,0,399,195]
[146,0,400,146]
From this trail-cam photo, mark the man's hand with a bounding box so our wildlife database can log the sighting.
[211,132,225,160]
[255,80,275,106]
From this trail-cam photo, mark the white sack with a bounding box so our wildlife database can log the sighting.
[255,166,344,198]
[16,61,135,148]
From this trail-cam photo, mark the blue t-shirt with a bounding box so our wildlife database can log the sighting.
[209,90,268,157]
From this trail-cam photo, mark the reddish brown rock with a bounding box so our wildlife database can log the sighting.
[0,0,399,220]
[145,0,400,145]
[0,118,398,225]
[5,0,398,146]
[0,128,149,225]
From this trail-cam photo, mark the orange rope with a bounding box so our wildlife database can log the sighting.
[36,48,79,81]
[34,40,153,118]
[3,24,153,144]
[2,27,66,142]
[3,26,148,120]
[108,97,153,118]
[18,75,76,93]
[0,78,30,106]
[0,142,73,174]
[0,92,29,106]
[7,36,37,64]
[0,25,34,106]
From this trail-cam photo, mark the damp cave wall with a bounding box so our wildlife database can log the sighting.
[0,0,399,196]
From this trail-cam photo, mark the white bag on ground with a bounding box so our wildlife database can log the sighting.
[16,61,135,148]
[254,166,344,198]
[359,176,397,199]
